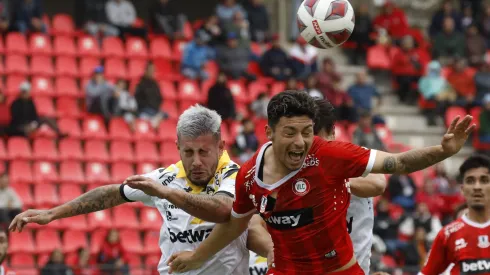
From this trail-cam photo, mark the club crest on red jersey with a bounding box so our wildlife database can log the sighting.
[293,178,310,196]
[478,235,489,249]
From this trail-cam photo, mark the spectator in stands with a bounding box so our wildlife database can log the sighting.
[478,94,490,143]
[85,66,114,121]
[233,118,259,163]
[392,35,423,105]
[222,11,251,48]
[348,70,382,118]
[84,0,119,39]
[41,248,73,275]
[216,0,246,25]
[250,92,269,119]
[447,58,477,108]
[285,77,300,91]
[305,74,323,99]
[198,15,222,46]
[474,63,490,102]
[98,229,129,275]
[401,227,430,269]
[316,57,341,100]
[260,34,292,81]
[416,180,445,217]
[73,247,97,275]
[461,4,474,30]
[388,172,417,211]
[372,2,409,40]
[479,4,490,46]
[135,62,166,129]
[0,0,10,34]
[402,202,442,243]
[432,17,465,63]
[289,36,318,80]
[206,72,236,121]
[111,79,137,132]
[12,0,46,33]
[216,32,255,80]
[243,0,269,43]
[9,81,65,138]
[352,110,386,151]
[0,92,9,135]
[429,0,462,36]
[105,0,146,38]
[466,24,486,67]
[373,198,406,255]
[150,0,187,39]
[181,30,214,80]
[350,3,373,65]
[0,173,22,226]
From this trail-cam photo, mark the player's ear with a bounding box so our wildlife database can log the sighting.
[175,139,180,151]
[218,139,225,152]
[265,125,272,140]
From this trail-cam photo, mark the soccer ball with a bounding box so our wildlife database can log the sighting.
[297,0,355,49]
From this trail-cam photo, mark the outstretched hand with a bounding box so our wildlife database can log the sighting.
[441,115,475,156]
[167,251,205,274]
[124,175,167,198]
[9,209,54,232]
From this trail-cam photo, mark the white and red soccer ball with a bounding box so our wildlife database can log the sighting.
[297,0,355,49]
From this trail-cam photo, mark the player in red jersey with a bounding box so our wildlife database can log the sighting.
[0,228,15,275]
[168,91,475,275]
[419,155,490,275]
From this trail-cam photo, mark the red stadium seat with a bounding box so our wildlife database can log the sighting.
[58,118,82,139]
[10,183,34,207]
[145,254,160,270]
[0,36,4,54]
[154,58,180,80]
[114,205,140,229]
[375,124,394,146]
[6,32,28,55]
[52,14,75,36]
[9,230,35,254]
[9,161,33,185]
[159,81,177,101]
[367,45,395,70]
[102,37,124,58]
[128,59,147,80]
[35,229,62,254]
[111,162,134,183]
[33,161,59,183]
[84,140,110,162]
[31,76,54,98]
[161,142,179,165]
[157,119,177,142]
[134,119,157,141]
[60,215,89,232]
[270,81,286,96]
[108,118,133,141]
[54,36,76,57]
[150,37,172,59]
[59,139,83,161]
[33,138,58,161]
[445,106,467,127]
[59,183,82,204]
[6,55,28,75]
[88,210,113,231]
[137,162,157,174]
[135,141,160,163]
[89,229,109,255]
[162,101,179,120]
[204,61,219,81]
[172,40,187,61]
[32,97,56,117]
[29,34,52,56]
[57,97,82,118]
[8,137,32,160]
[55,56,79,77]
[141,208,163,231]
[143,231,160,254]
[126,37,148,59]
[178,80,202,103]
[59,161,85,185]
[78,36,100,57]
[79,57,101,78]
[0,140,6,161]
[247,81,268,101]
[31,56,54,77]
[63,230,87,253]
[105,58,127,79]
[9,253,36,268]
[5,75,26,96]
[120,230,144,254]
[55,77,80,98]
[110,141,134,163]
[85,162,110,184]
[228,80,249,104]
[34,183,59,208]
[82,116,108,140]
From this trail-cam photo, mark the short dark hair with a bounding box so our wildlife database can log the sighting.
[458,154,490,183]
[0,226,8,239]
[267,90,318,129]
[453,203,468,220]
[313,98,336,135]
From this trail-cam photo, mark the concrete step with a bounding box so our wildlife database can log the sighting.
[386,114,445,135]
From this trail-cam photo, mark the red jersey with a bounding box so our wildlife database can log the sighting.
[420,215,490,275]
[232,137,376,274]
[0,265,16,275]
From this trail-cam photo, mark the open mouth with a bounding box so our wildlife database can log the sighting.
[288,151,304,163]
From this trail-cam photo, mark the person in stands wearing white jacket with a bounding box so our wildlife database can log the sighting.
[105,0,146,38]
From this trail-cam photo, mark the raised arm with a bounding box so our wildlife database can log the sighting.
[9,184,126,232]
[349,174,387,198]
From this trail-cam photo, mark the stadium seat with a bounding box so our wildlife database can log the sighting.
[31,76,55,98]
[120,230,144,254]
[137,162,157,174]
[247,81,268,102]
[5,75,27,96]
[84,140,110,163]
[375,124,394,146]
[102,37,125,58]
[143,231,160,255]
[204,61,219,81]
[160,142,179,165]
[37,253,51,267]
[9,253,36,268]
[55,56,79,78]
[8,137,32,160]
[82,116,108,140]
[9,230,35,254]
[128,59,147,80]
[134,119,157,141]
[79,57,101,78]
[88,210,113,231]
[78,36,100,57]
[108,118,133,141]
[0,139,6,161]
[29,34,52,56]
[33,161,59,183]
[33,138,59,161]
[178,80,202,103]
[6,55,29,75]
[154,58,180,80]
[126,37,148,59]
[135,141,160,163]
[105,58,127,79]
[59,183,82,204]
[6,32,28,55]
[63,230,88,253]
[110,141,134,163]
[157,119,177,142]
[172,40,187,61]
[60,215,89,232]
[150,37,172,60]
[111,162,134,183]
[55,77,81,98]
[10,182,34,207]
[89,229,109,256]
[270,81,286,96]
[58,118,82,139]
[0,36,5,54]
[52,13,75,36]
[445,106,467,127]
[140,208,163,231]
[31,122,57,140]
[56,97,82,119]
[159,80,178,101]
[228,80,249,104]
[34,183,59,208]
[31,56,54,77]
[33,97,56,117]
[114,205,140,229]
[162,100,179,120]
[59,161,85,185]
[85,162,110,184]
[59,138,83,161]
[54,36,77,57]
[35,229,62,254]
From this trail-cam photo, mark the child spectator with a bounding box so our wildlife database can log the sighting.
[86,66,114,121]
[111,79,137,131]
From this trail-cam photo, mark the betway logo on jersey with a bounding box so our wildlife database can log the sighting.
[460,259,490,274]
[264,208,313,230]
[168,228,212,244]
[302,154,319,169]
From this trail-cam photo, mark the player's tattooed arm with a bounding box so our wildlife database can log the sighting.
[349,174,387,198]
[373,147,447,174]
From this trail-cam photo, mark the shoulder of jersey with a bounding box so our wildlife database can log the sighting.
[220,161,240,180]
[442,218,466,239]
[146,165,179,186]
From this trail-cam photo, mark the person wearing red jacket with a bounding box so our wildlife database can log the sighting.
[372,2,409,40]
[392,35,423,104]
[73,248,99,275]
[98,229,129,275]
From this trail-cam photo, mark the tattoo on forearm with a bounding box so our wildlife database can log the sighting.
[182,193,234,212]
[383,147,445,174]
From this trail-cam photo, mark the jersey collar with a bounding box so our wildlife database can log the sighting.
[462,213,490,228]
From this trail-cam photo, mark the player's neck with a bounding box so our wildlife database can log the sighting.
[466,208,490,224]
[265,146,291,177]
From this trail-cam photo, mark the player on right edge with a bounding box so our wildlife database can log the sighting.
[419,155,490,275]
